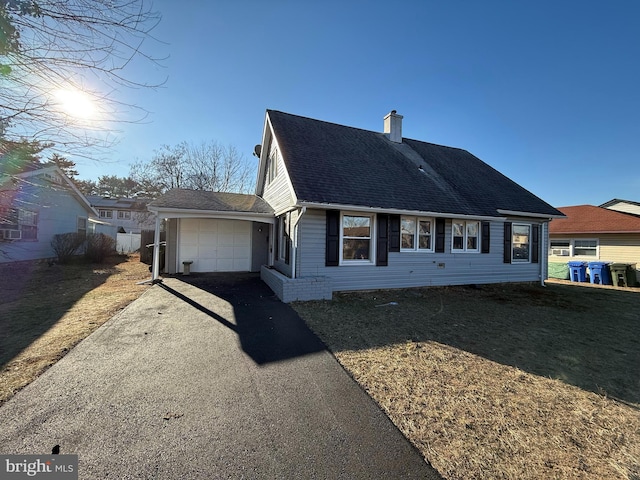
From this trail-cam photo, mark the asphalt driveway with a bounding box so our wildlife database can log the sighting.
[0,273,441,479]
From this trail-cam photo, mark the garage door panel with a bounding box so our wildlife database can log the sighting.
[178,218,252,272]
[217,233,235,246]
[198,231,218,244]
[233,258,250,271]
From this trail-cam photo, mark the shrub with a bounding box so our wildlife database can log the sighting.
[85,233,116,263]
[51,232,86,264]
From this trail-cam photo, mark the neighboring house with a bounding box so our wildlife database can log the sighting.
[149,110,563,302]
[0,165,98,263]
[599,198,640,217]
[549,205,640,283]
[86,195,155,234]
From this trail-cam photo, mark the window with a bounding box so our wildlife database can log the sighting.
[77,217,87,236]
[452,221,480,252]
[342,214,374,262]
[99,209,113,219]
[401,216,433,251]
[574,239,597,256]
[117,210,131,220]
[549,240,570,256]
[268,144,279,184]
[512,224,531,262]
[18,209,38,240]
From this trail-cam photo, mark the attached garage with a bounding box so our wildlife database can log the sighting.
[178,218,251,272]
[147,189,275,277]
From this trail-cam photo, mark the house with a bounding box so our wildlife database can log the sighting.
[86,195,155,234]
[549,205,640,284]
[0,165,99,263]
[599,199,640,217]
[148,110,563,302]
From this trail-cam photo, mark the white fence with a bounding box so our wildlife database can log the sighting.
[116,233,141,253]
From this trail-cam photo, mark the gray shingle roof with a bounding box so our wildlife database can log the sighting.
[148,189,273,214]
[268,110,562,218]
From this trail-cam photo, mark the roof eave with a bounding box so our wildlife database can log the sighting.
[550,230,640,235]
[147,206,274,223]
[497,209,565,219]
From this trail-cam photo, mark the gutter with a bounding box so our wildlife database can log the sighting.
[540,222,547,287]
[497,209,565,219]
[296,201,504,222]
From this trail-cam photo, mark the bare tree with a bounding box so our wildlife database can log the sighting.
[130,141,255,196]
[0,0,164,157]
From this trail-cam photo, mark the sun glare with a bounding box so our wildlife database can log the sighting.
[54,88,97,120]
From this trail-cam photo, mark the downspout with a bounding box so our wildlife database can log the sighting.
[290,206,307,279]
[540,221,547,287]
[151,214,162,284]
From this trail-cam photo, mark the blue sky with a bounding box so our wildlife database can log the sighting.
[75,0,640,208]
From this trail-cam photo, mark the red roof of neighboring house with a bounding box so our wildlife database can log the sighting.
[550,205,640,234]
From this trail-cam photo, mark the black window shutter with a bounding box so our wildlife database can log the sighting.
[274,218,279,261]
[325,210,340,267]
[376,214,389,266]
[531,224,539,264]
[481,221,490,254]
[284,214,290,265]
[284,235,290,265]
[435,218,446,253]
[389,215,400,252]
[503,222,512,264]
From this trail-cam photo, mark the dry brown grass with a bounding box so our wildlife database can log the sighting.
[293,282,640,480]
[0,254,150,404]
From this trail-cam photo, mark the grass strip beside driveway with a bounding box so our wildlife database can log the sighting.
[0,254,150,404]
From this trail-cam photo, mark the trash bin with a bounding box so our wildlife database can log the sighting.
[145,241,166,271]
[588,261,612,285]
[568,261,588,282]
[609,263,635,287]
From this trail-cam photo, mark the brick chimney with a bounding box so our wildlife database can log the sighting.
[384,110,403,143]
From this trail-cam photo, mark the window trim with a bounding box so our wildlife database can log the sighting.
[340,212,376,265]
[400,216,434,252]
[117,210,131,220]
[267,143,279,184]
[548,238,599,258]
[77,216,87,236]
[451,220,480,253]
[512,223,531,263]
[99,209,113,219]
[572,238,599,257]
[17,209,38,241]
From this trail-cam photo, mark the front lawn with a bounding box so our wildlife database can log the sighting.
[293,282,640,480]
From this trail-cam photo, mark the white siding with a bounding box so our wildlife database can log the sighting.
[296,209,544,292]
[262,143,294,214]
[604,203,640,216]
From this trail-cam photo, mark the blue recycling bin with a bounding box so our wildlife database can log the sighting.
[568,261,588,282]
[588,261,612,285]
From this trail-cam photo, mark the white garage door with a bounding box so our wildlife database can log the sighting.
[178,218,251,272]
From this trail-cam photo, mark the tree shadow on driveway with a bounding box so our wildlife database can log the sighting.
[158,273,326,365]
